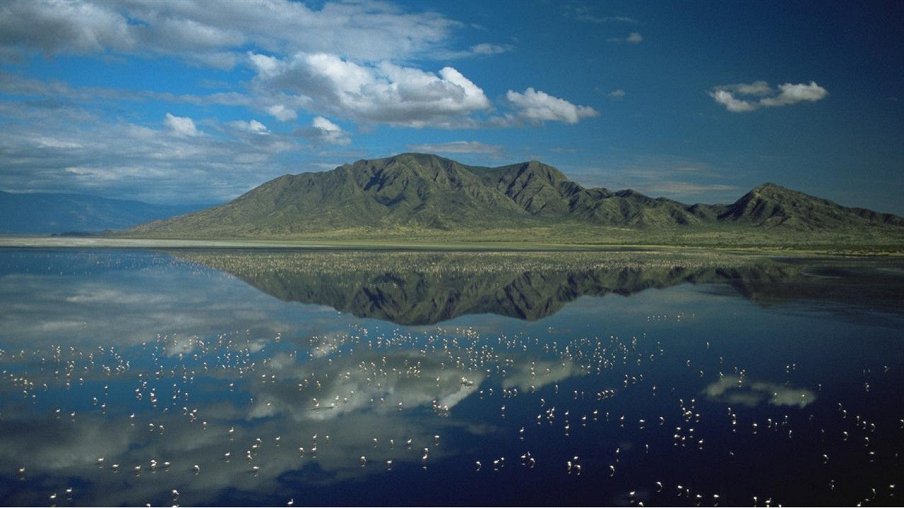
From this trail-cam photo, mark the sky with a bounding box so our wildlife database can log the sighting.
[0,0,902,213]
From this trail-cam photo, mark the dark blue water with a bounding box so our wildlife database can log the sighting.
[0,249,902,506]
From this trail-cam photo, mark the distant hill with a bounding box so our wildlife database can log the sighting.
[718,182,904,230]
[0,191,209,234]
[125,153,904,242]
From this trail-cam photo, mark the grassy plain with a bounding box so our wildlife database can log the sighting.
[2,229,903,257]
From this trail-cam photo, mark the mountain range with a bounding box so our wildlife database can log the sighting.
[0,191,208,235]
[179,251,904,325]
[126,153,903,242]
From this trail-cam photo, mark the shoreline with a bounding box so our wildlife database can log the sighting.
[1,235,902,257]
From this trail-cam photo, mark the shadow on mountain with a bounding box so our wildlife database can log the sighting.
[178,251,904,326]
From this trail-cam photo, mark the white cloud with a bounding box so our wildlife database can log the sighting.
[248,52,284,78]
[439,42,516,59]
[164,113,200,136]
[250,52,491,127]
[731,80,772,96]
[608,89,626,100]
[503,87,599,125]
[303,116,351,145]
[407,141,502,155]
[0,106,299,203]
[0,0,136,55]
[710,81,829,112]
[266,104,297,122]
[0,0,456,64]
[230,119,270,135]
[760,81,829,107]
[469,43,514,55]
[0,2,600,132]
[710,89,756,113]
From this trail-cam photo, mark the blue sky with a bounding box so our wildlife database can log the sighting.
[0,0,902,213]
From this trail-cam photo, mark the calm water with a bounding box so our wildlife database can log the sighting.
[0,249,902,506]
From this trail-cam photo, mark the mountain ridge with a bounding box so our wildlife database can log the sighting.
[124,153,904,240]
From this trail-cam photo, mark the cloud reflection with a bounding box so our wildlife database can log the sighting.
[0,329,584,505]
[703,376,816,408]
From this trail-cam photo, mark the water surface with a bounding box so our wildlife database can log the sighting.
[0,249,902,506]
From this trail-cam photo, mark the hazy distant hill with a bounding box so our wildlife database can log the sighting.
[126,153,904,241]
[0,191,209,234]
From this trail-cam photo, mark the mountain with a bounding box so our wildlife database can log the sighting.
[718,182,904,230]
[178,251,904,325]
[125,153,904,240]
[0,191,210,234]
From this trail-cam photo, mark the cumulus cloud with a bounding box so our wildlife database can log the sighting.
[0,105,299,203]
[229,119,270,135]
[730,80,772,96]
[266,104,298,121]
[301,116,351,145]
[710,81,828,112]
[0,0,136,56]
[249,52,491,127]
[502,87,599,125]
[164,113,201,136]
[0,1,597,132]
[760,81,830,106]
[710,89,757,113]
[0,0,455,64]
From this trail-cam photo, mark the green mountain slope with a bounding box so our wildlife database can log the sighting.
[125,153,904,241]
[719,183,904,229]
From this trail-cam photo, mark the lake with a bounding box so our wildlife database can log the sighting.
[0,248,902,506]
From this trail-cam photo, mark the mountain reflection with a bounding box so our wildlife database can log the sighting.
[178,251,904,325]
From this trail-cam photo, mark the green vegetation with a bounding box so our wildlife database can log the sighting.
[117,153,904,251]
